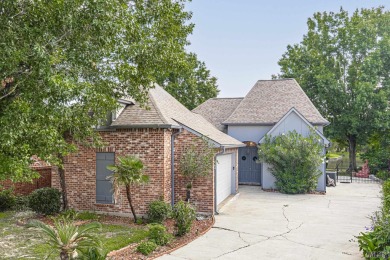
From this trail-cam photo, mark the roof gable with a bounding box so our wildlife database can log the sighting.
[112,85,243,147]
[223,79,329,126]
[258,108,330,146]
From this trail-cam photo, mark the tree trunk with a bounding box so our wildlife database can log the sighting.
[60,251,69,260]
[347,135,358,172]
[125,185,137,223]
[58,154,68,210]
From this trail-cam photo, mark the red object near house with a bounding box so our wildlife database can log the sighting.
[355,160,370,178]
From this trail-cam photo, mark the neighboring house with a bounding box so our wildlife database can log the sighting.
[0,156,52,195]
[193,79,330,192]
[52,85,243,216]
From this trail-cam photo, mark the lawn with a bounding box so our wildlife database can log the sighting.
[0,211,148,259]
[326,151,364,171]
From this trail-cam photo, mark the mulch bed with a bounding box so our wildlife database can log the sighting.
[108,217,214,260]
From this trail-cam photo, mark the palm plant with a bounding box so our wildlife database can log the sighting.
[28,217,102,260]
[107,155,149,223]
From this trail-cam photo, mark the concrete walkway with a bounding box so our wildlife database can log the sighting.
[159,183,381,260]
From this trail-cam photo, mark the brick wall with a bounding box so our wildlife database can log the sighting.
[173,130,238,214]
[51,127,238,217]
[52,128,172,216]
[0,167,52,196]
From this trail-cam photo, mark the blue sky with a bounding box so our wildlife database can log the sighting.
[186,1,388,97]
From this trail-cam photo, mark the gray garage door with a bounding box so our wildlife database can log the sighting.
[96,153,114,204]
[238,147,261,185]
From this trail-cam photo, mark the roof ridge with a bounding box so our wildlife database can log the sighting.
[290,79,329,124]
[148,90,169,124]
[256,78,295,82]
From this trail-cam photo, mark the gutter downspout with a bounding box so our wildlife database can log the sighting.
[214,146,226,215]
[171,128,183,207]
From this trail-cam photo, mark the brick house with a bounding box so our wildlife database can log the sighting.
[52,85,243,216]
[0,156,52,195]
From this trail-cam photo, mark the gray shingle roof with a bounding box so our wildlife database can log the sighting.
[223,79,329,125]
[192,98,243,132]
[111,85,243,147]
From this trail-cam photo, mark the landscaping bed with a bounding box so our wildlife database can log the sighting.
[0,210,213,259]
[109,217,214,259]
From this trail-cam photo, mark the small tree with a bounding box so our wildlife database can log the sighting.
[179,138,214,201]
[258,131,324,194]
[28,217,102,260]
[107,156,149,223]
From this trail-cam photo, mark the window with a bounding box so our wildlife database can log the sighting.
[96,153,114,204]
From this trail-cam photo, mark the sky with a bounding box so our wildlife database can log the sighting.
[186,0,389,97]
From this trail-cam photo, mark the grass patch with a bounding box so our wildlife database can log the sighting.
[327,153,342,158]
[0,211,13,219]
[77,211,99,221]
[99,224,148,253]
[0,211,149,259]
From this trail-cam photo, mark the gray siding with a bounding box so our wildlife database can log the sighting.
[228,125,272,142]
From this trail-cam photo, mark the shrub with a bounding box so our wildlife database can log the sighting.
[383,180,390,213]
[0,189,15,211]
[357,180,390,259]
[148,224,173,246]
[258,131,324,194]
[377,170,390,181]
[136,241,157,256]
[357,211,390,259]
[147,200,172,223]
[13,196,30,211]
[29,188,61,215]
[172,201,196,236]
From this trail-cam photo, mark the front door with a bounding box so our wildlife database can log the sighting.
[238,147,261,185]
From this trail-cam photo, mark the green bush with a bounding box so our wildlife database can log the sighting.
[258,131,324,194]
[147,200,172,223]
[377,170,390,181]
[172,201,196,236]
[383,180,390,213]
[357,212,390,259]
[136,241,157,256]
[358,180,390,259]
[13,196,30,211]
[0,189,15,211]
[29,188,61,215]
[148,223,173,246]
[59,209,78,220]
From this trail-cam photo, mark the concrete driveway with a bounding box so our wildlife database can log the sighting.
[159,183,381,260]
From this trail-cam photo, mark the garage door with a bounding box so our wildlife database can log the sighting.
[216,154,233,205]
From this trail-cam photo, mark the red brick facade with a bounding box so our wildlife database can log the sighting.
[52,128,238,216]
[0,166,52,195]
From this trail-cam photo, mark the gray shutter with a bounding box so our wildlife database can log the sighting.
[96,153,114,204]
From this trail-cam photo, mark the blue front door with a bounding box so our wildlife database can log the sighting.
[238,147,261,185]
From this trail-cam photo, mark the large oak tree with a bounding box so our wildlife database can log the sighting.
[0,0,195,207]
[278,7,390,171]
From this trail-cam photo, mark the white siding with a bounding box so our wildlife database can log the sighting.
[228,125,272,142]
[216,154,233,205]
